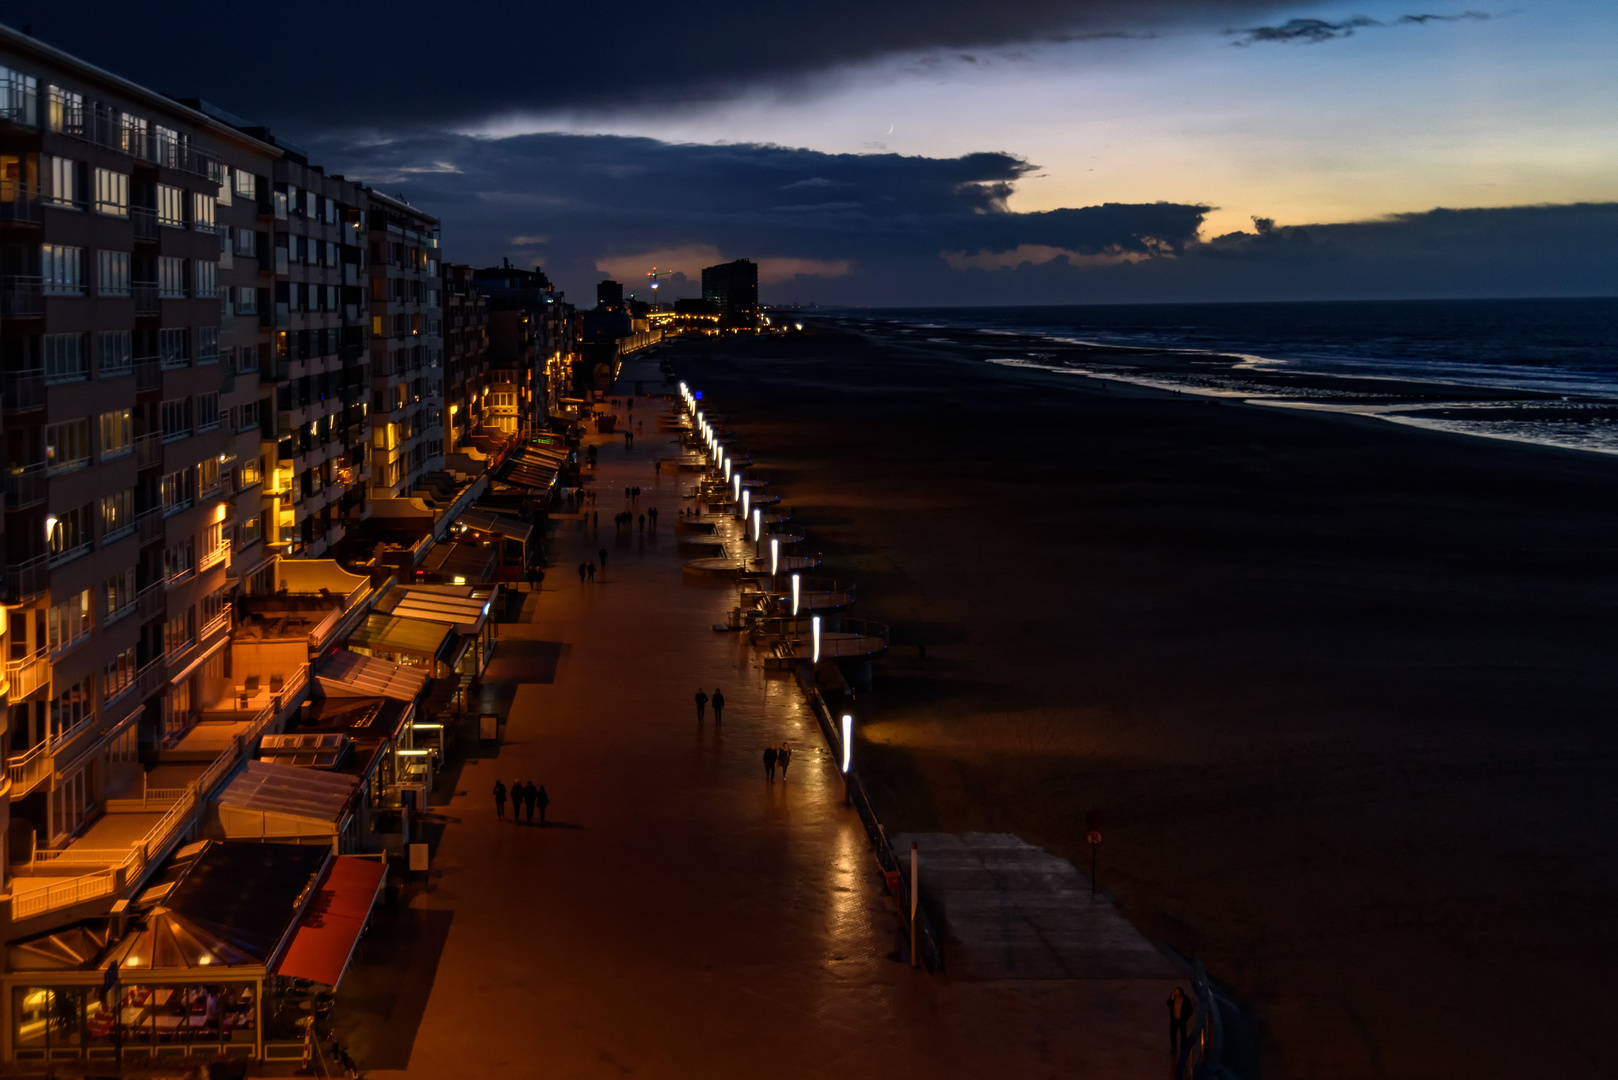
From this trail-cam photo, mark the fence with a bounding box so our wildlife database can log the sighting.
[798,674,944,973]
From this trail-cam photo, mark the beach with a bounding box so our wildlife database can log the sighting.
[671,324,1618,1078]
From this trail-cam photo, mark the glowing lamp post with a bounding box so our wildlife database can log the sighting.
[842,712,854,805]
[742,489,751,524]
[723,457,732,482]
[770,537,780,576]
[791,573,800,616]
[811,615,821,664]
[753,508,762,559]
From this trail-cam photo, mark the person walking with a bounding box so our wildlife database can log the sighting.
[638,513,645,531]
[536,784,549,826]
[694,689,708,721]
[592,510,599,528]
[711,688,725,723]
[763,745,778,781]
[598,547,608,571]
[493,780,507,820]
[649,507,658,527]
[587,562,596,582]
[577,563,586,584]
[1167,987,1195,1061]
[523,780,537,824]
[778,742,793,780]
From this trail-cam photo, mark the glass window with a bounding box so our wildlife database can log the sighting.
[93,168,128,216]
[1,67,39,127]
[197,392,220,431]
[100,408,133,457]
[40,244,82,294]
[97,250,130,297]
[158,327,188,368]
[192,191,215,232]
[237,285,258,314]
[234,228,257,257]
[46,86,82,134]
[157,256,186,298]
[193,259,217,298]
[42,334,87,384]
[98,330,132,377]
[161,398,191,440]
[100,488,134,537]
[196,325,219,364]
[45,418,91,471]
[156,183,185,226]
[235,170,258,199]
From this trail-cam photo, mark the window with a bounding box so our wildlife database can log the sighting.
[157,256,186,298]
[94,168,128,217]
[240,400,262,432]
[235,169,257,200]
[96,250,130,297]
[197,392,220,431]
[240,515,262,546]
[237,345,261,374]
[238,455,263,489]
[47,504,92,563]
[50,675,95,753]
[158,327,188,368]
[217,165,232,206]
[161,397,191,441]
[40,245,83,294]
[104,643,138,697]
[195,325,219,364]
[192,191,215,232]
[43,421,88,481]
[204,522,226,565]
[161,468,195,513]
[156,183,184,227]
[120,112,147,154]
[99,489,134,538]
[234,228,257,257]
[1,66,38,126]
[237,285,258,314]
[198,456,221,494]
[164,542,196,587]
[42,333,87,383]
[46,85,82,134]
[99,408,133,458]
[98,331,133,378]
[193,259,217,298]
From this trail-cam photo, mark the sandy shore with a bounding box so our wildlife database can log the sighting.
[669,325,1618,1078]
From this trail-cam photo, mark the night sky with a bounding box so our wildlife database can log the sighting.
[23,0,1618,304]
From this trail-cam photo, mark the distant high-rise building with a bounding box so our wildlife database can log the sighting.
[700,259,759,329]
[596,279,624,310]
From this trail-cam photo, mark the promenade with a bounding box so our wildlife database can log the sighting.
[341,355,1177,1079]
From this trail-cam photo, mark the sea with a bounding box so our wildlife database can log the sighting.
[809,298,1618,456]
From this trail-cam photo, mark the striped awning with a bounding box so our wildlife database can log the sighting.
[317,649,431,701]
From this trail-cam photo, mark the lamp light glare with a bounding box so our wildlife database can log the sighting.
[771,538,780,575]
[742,488,750,521]
[753,508,761,541]
[812,615,821,664]
[842,714,852,773]
[792,573,800,616]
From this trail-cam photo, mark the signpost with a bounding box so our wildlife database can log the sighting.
[1086,808,1104,895]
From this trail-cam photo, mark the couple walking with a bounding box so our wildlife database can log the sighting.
[694,687,724,722]
[493,779,550,826]
[763,742,793,781]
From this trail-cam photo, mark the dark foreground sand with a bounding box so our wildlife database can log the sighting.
[671,327,1618,1079]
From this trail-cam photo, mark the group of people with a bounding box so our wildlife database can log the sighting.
[492,779,550,826]
[763,742,793,781]
[694,687,724,721]
[567,487,597,511]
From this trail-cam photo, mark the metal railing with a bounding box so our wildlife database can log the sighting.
[4,553,48,603]
[131,205,158,240]
[134,433,163,470]
[132,281,159,315]
[0,185,41,225]
[1,275,43,316]
[4,462,47,508]
[9,869,119,921]
[5,741,51,794]
[135,655,166,699]
[2,368,45,413]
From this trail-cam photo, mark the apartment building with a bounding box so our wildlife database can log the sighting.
[367,193,443,498]
[0,28,288,888]
[441,264,488,450]
[473,263,578,434]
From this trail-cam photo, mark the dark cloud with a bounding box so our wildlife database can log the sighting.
[1228,10,1490,45]
[18,1,1312,130]
[312,131,1611,307]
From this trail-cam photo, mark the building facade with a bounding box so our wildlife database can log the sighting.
[441,264,488,450]
[700,258,759,329]
[366,192,443,499]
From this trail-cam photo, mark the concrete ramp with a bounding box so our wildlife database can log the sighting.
[892,831,1182,981]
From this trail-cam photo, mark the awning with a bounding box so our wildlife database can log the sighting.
[272,857,387,988]
[347,613,453,661]
[418,542,498,584]
[386,587,491,633]
[317,650,431,702]
[214,760,357,840]
[456,508,535,544]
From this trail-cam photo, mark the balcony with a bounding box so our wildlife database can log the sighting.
[5,741,51,797]
[48,539,92,568]
[134,357,161,392]
[4,553,48,603]
[132,281,159,316]
[134,433,162,469]
[0,275,43,317]
[6,647,50,700]
[0,186,41,226]
[199,542,230,573]
[131,206,158,241]
[4,462,47,508]
[136,656,166,700]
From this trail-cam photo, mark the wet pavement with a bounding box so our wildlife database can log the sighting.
[344,356,1178,1079]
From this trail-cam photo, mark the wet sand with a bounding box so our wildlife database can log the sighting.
[670,326,1618,1078]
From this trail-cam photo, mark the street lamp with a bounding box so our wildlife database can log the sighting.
[723,457,732,482]
[741,488,750,522]
[841,714,852,773]
[732,474,742,505]
[770,537,779,576]
[791,573,800,616]
[812,615,821,664]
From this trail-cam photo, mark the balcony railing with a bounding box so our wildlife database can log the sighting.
[0,186,41,226]
[136,656,166,699]
[47,539,92,568]
[199,543,230,574]
[136,579,165,621]
[132,281,159,316]
[4,553,48,603]
[4,462,47,508]
[134,433,162,469]
[0,275,43,317]
[134,357,162,392]
[131,205,158,241]
[5,741,51,796]
[6,647,50,700]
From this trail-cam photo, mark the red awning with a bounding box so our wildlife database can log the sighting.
[273,856,387,987]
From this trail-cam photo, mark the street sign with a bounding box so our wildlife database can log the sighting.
[1086,829,1103,846]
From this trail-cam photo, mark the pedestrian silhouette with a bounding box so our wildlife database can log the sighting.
[712,688,725,723]
[779,742,793,780]
[638,513,645,530]
[599,548,608,570]
[1168,988,1195,1060]
[577,563,586,583]
[694,689,708,721]
[537,784,550,826]
[587,562,596,581]
[493,780,507,820]
[523,780,537,824]
[764,745,778,781]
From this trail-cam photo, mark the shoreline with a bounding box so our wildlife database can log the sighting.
[668,327,1618,1078]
